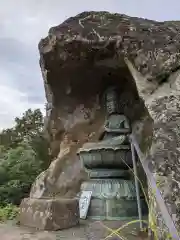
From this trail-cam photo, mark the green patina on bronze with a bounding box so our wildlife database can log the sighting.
[77,87,147,220]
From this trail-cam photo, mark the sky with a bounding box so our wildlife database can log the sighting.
[0,0,179,129]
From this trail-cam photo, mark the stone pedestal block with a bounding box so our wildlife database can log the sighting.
[19,197,79,230]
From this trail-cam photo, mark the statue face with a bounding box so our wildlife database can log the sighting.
[105,87,119,115]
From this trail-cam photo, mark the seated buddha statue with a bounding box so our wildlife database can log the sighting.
[100,86,131,142]
[78,86,133,170]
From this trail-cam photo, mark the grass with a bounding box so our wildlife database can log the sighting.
[0,204,19,222]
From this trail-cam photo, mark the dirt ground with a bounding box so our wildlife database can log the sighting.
[0,220,149,240]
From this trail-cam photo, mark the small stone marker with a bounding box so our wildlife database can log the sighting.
[79,191,92,219]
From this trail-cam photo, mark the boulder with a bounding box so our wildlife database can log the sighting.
[19,198,79,230]
[21,11,180,238]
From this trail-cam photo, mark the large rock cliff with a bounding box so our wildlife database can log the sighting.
[30,11,180,237]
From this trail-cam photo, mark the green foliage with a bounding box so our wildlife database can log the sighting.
[0,204,19,222]
[0,108,50,206]
[0,142,44,205]
[0,108,45,149]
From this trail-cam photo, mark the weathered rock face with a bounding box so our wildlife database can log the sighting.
[19,198,79,230]
[30,11,180,237]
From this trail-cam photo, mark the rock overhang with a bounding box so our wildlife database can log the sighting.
[39,38,134,103]
[38,10,180,190]
[39,11,180,96]
[38,17,127,103]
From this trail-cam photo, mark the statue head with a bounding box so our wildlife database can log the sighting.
[104,86,119,115]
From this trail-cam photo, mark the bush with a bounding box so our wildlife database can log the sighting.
[0,142,45,205]
[0,204,19,222]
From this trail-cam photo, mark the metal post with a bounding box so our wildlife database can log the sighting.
[130,142,143,230]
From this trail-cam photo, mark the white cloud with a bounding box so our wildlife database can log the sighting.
[0,84,44,130]
[0,64,45,129]
[0,0,180,129]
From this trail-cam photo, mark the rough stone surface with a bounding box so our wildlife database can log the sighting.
[19,198,79,230]
[28,11,180,238]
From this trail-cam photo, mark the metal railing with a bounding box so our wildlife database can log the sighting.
[129,134,180,240]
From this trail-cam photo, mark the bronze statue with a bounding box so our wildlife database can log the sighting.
[77,86,146,220]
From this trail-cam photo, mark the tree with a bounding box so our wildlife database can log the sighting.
[14,109,44,139]
[0,108,50,205]
[0,109,44,148]
[0,108,50,167]
[0,142,44,205]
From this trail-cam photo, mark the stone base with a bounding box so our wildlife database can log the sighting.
[19,197,79,230]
